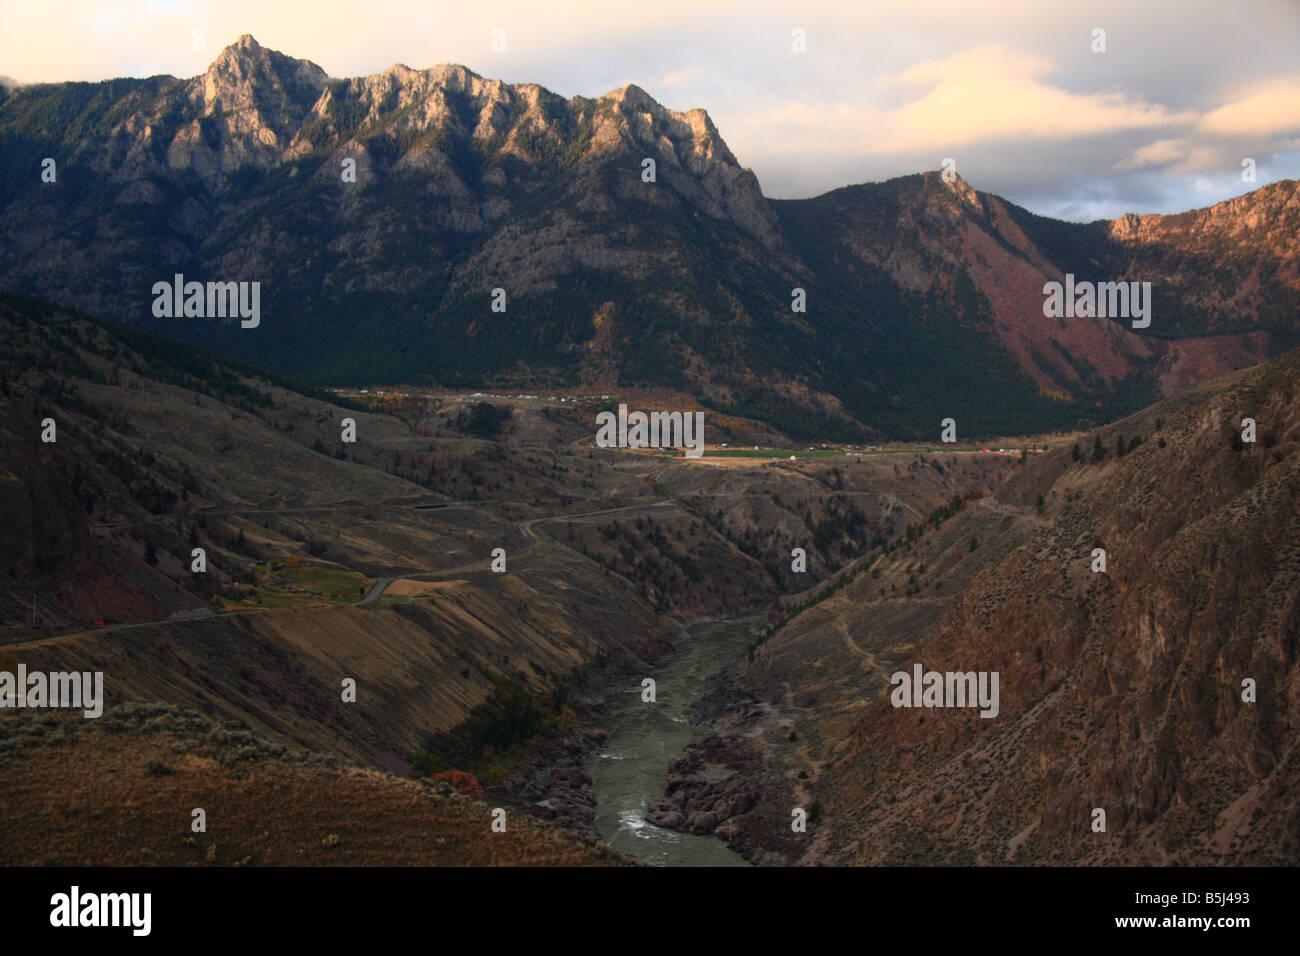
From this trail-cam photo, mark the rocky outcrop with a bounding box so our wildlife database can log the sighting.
[502,725,608,842]
[642,697,812,865]
[647,736,763,833]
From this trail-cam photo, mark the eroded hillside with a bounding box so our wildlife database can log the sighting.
[673,348,1299,865]
[2,291,1018,862]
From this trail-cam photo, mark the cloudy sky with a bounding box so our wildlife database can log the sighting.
[3,0,1297,220]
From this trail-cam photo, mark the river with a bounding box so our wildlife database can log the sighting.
[585,614,764,867]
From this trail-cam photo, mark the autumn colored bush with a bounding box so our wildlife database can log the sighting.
[431,770,483,799]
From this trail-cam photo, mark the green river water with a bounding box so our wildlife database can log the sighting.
[584,614,764,867]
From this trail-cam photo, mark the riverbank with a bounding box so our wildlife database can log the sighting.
[582,615,766,866]
[490,612,779,865]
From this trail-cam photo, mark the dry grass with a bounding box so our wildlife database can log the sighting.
[0,705,628,867]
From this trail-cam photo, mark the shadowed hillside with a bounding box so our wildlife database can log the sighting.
[664,346,1299,865]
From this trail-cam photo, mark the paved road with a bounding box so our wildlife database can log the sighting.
[13,498,681,648]
[356,576,395,606]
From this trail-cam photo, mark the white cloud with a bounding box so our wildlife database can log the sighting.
[722,44,1196,175]
[1198,77,1300,137]
[1115,138,1189,170]
[1114,77,1300,177]
[866,46,1194,152]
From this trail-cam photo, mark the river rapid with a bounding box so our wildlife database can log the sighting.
[584,614,764,867]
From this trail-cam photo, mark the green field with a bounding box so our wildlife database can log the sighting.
[240,565,371,609]
[280,565,370,600]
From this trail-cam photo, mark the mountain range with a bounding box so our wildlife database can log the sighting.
[3,275,1296,866]
[1,34,1296,439]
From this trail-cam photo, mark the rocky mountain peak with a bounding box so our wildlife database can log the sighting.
[206,33,268,80]
[197,34,328,113]
[424,63,485,94]
[1106,178,1300,254]
[2,34,1292,433]
[603,83,654,110]
[172,34,329,175]
[597,83,738,171]
[937,169,984,215]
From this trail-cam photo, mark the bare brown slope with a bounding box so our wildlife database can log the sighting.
[718,349,1299,864]
[9,541,664,775]
[0,704,624,866]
